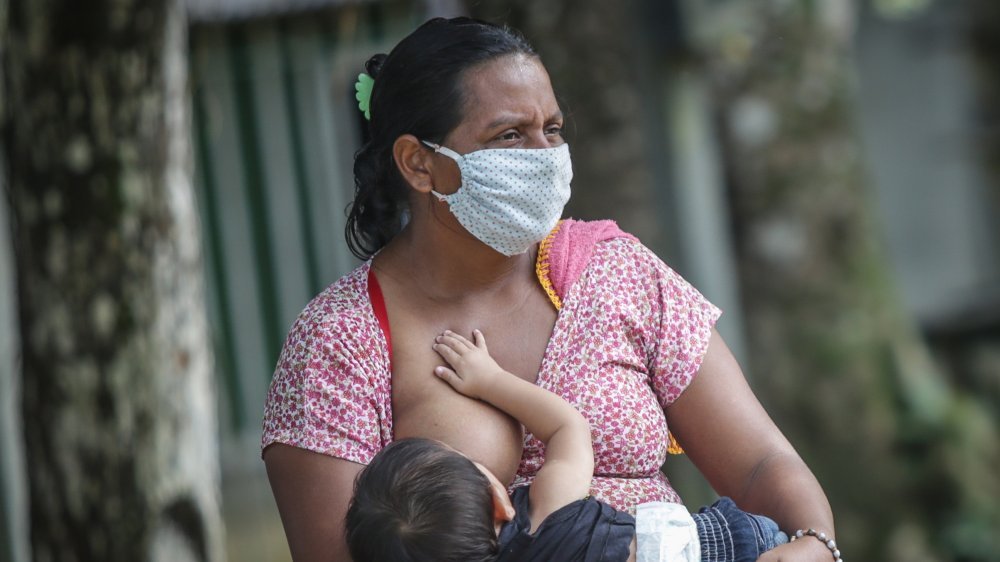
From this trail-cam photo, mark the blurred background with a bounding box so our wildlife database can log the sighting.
[2,0,998,560]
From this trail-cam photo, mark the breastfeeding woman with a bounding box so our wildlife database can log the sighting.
[262,17,838,562]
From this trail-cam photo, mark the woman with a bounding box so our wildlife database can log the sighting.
[262,17,837,562]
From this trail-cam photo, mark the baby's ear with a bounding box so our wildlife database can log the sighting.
[490,482,515,522]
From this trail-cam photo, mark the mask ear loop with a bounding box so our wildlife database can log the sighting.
[420,140,463,162]
[421,140,462,201]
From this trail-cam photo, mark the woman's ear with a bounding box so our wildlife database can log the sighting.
[392,134,436,194]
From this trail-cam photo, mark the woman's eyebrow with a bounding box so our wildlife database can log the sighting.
[485,111,564,131]
[485,115,526,130]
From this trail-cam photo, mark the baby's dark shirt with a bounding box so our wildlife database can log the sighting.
[494,486,635,562]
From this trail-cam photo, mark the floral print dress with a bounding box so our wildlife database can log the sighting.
[262,231,721,514]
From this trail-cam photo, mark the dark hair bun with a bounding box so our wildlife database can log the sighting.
[365,54,387,79]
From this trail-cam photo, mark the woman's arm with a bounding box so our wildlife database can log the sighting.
[263,444,363,562]
[433,329,594,527]
[666,329,836,561]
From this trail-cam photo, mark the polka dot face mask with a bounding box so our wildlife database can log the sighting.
[422,141,573,256]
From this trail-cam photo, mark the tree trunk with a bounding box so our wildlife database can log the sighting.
[2,0,224,560]
[689,1,999,559]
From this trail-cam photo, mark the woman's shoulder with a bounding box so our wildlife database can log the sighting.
[540,218,700,309]
[557,221,675,288]
[567,227,719,327]
[284,261,379,350]
[591,231,652,261]
[587,236,715,311]
[540,218,640,305]
[264,260,391,461]
[268,260,389,412]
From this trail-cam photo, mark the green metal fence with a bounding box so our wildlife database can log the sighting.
[189,3,424,438]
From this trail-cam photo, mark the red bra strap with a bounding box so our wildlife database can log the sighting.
[367,267,392,370]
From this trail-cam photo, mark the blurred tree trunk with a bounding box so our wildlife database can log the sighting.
[969,0,1000,224]
[466,0,672,254]
[1,1,224,560]
[967,0,1000,406]
[688,1,999,560]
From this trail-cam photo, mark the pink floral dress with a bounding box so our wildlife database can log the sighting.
[262,233,721,513]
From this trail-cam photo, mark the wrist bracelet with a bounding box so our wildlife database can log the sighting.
[789,528,842,562]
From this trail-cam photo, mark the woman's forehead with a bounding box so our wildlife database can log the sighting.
[458,55,560,127]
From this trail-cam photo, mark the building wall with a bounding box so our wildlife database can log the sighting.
[856,2,1000,325]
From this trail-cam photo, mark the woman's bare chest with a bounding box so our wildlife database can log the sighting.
[384,283,557,483]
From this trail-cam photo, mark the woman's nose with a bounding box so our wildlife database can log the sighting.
[523,129,558,149]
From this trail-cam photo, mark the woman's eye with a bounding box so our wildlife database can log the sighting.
[499,131,520,141]
[545,126,563,137]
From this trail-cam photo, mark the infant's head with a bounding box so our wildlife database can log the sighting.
[345,437,512,562]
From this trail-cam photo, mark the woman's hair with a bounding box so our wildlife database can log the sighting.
[345,17,537,259]
[344,438,498,562]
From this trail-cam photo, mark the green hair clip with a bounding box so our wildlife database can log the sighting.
[355,73,374,121]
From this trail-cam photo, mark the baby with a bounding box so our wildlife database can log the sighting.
[345,330,787,561]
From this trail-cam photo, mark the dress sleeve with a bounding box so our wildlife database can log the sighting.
[261,310,386,465]
[631,241,722,409]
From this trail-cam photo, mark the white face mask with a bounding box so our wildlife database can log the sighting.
[423,141,573,256]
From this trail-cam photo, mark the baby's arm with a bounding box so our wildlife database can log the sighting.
[433,330,594,530]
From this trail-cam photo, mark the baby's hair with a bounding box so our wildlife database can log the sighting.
[345,437,498,562]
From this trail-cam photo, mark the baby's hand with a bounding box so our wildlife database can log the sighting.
[432,329,505,400]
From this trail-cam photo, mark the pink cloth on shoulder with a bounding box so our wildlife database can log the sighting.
[545,218,637,302]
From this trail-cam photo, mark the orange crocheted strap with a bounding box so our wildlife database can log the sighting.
[667,431,685,455]
[535,220,564,310]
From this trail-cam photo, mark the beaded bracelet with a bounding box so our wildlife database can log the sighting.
[789,528,843,562]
